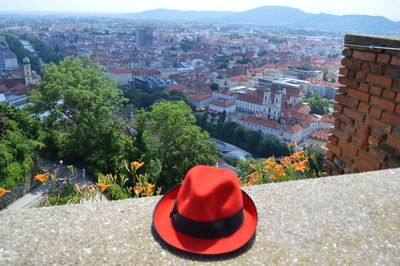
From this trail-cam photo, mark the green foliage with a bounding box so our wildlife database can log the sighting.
[1,32,41,74]
[122,87,193,111]
[18,32,63,64]
[28,56,127,174]
[136,101,218,189]
[195,112,290,158]
[210,83,219,91]
[105,183,130,200]
[0,105,40,189]
[303,94,330,115]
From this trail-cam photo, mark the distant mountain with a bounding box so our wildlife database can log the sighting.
[127,8,236,21]
[216,6,400,34]
[127,6,400,35]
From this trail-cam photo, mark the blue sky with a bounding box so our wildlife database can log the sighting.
[1,0,400,21]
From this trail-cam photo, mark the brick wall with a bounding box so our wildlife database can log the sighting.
[324,34,400,175]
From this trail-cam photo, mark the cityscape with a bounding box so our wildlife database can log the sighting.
[0,2,399,263]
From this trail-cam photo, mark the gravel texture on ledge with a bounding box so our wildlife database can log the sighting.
[1,168,399,265]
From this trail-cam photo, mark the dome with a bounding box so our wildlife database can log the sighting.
[22,57,30,64]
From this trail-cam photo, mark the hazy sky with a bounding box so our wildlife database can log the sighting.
[1,0,400,21]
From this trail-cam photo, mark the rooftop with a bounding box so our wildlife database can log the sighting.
[2,168,398,264]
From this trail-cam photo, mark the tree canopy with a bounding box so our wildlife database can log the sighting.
[135,101,218,189]
[28,56,127,174]
[303,93,330,115]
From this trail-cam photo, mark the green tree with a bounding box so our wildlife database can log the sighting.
[210,83,219,91]
[303,94,330,115]
[28,56,127,174]
[137,101,218,189]
[0,105,41,189]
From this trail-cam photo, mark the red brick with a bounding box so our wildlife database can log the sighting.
[369,148,387,162]
[339,67,349,76]
[353,50,376,62]
[354,159,374,172]
[341,58,353,68]
[355,131,369,142]
[328,134,338,145]
[391,56,400,66]
[323,158,337,172]
[339,86,348,93]
[326,142,341,156]
[326,150,335,160]
[395,79,400,90]
[336,94,358,108]
[334,129,351,142]
[339,76,359,88]
[345,124,356,135]
[338,140,358,156]
[355,121,370,133]
[355,71,367,80]
[343,107,365,122]
[334,119,340,128]
[382,89,396,100]
[351,138,365,150]
[381,112,400,126]
[365,117,392,134]
[334,103,344,113]
[361,63,385,74]
[370,96,396,112]
[341,151,354,162]
[369,106,382,119]
[386,66,400,79]
[370,86,383,96]
[348,88,370,102]
[377,54,391,64]
[387,135,400,147]
[358,102,370,113]
[366,74,393,87]
[358,150,381,169]
[342,49,352,57]
[368,135,381,147]
[396,104,400,114]
[339,121,346,131]
[358,83,370,92]
[370,129,387,140]
[396,93,400,103]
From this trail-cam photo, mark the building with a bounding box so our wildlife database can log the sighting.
[209,98,236,113]
[107,68,132,86]
[23,57,33,85]
[4,50,18,70]
[133,75,176,91]
[136,27,154,47]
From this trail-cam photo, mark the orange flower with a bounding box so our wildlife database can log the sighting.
[0,188,11,197]
[269,175,277,179]
[145,183,155,196]
[35,172,50,183]
[134,186,142,193]
[291,151,305,159]
[281,156,293,165]
[247,172,256,178]
[265,157,275,165]
[294,160,307,172]
[278,169,285,177]
[130,161,144,171]
[97,183,112,192]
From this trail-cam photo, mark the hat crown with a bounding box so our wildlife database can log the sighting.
[176,165,243,222]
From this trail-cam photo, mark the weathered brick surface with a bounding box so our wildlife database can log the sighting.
[325,35,400,175]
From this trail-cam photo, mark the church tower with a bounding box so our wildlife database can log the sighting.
[263,87,271,104]
[23,57,32,85]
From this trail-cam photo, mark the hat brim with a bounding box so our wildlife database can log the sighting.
[153,185,258,255]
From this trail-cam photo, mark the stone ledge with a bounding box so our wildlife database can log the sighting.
[1,168,399,264]
[345,34,400,48]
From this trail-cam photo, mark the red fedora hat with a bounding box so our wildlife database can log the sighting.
[153,165,258,255]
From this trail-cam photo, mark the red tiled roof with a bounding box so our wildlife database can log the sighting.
[244,115,281,130]
[108,68,132,74]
